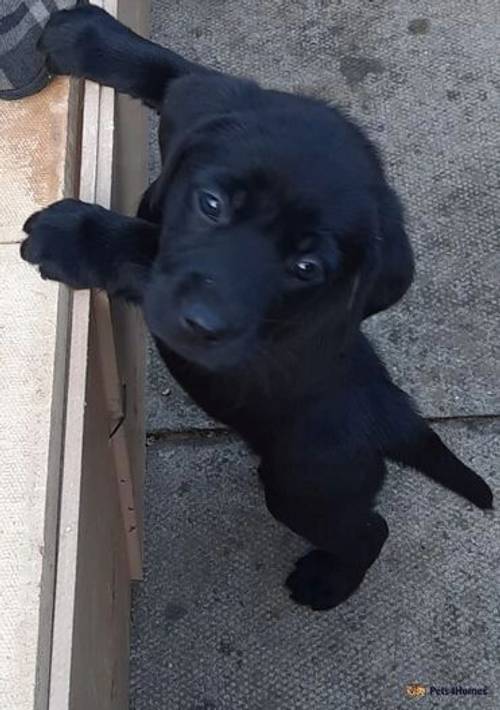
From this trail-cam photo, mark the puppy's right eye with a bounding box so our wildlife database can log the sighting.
[290,255,324,282]
[197,190,223,222]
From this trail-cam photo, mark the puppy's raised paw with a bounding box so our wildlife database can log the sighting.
[20,199,100,289]
[38,6,112,77]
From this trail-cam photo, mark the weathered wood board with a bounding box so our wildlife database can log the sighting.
[0,1,149,708]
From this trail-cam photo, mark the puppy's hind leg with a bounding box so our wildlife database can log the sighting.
[262,454,388,610]
[285,508,389,611]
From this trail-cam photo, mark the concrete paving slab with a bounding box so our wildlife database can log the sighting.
[145,0,499,431]
[130,419,499,709]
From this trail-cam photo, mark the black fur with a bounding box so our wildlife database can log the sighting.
[21,5,493,610]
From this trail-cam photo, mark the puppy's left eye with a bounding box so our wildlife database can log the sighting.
[198,190,223,222]
[290,256,324,282]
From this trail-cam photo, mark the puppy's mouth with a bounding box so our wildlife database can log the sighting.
[147,317,257,372]
[144,279,261,371]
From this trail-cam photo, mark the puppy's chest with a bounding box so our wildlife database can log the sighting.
[156,341,288,446]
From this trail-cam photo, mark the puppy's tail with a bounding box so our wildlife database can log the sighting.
[388,424,493,510]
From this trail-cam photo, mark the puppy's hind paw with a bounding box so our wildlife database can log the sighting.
[286,514,388,611]
[286,550,361,611]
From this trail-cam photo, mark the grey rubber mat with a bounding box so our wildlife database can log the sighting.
[133,1,500,708]
[130,422,499,709]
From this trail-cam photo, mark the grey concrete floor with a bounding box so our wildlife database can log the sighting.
[130,2,499,708]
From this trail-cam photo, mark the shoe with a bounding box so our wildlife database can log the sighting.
[0,0,79,100]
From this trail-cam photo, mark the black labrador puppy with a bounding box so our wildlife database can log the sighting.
[21,5,492,610]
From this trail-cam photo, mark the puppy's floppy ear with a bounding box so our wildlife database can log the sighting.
[339,205,382,345]
[139,125,203,220]
[143,115,239,219]
[346,234,382,322]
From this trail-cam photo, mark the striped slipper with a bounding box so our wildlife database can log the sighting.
[0,0,78,100]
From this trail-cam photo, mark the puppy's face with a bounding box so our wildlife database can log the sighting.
[144,109,380,371]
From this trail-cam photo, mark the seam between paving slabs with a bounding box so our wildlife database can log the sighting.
[146,413,500,441]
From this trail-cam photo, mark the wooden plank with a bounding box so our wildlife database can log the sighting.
[47,289,90,710]
[68,310,131,710]
[48,76,132,707]
[47,77,96,709]
[0,75,77,710]
[47,292,131,710]
[49,0,148,705]
[49,20,119,705]
[0,1,146,706]
[79,0,147,579]
[93,290,143,579]
[90,77,144,579]
[87,38,144,578]
[109,0,151,576]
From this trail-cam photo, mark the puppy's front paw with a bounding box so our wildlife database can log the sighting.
[21,199,101,289]
[38,5,111,77]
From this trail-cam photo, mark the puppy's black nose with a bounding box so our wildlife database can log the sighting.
[180,303,228,342]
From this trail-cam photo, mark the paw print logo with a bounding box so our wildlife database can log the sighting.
[406,683,427,698]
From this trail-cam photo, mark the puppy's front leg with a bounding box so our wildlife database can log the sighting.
[20,199,158,303]
[39,5,211,108]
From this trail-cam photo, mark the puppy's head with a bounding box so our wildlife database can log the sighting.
[143,100,382,371]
